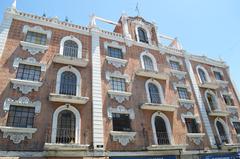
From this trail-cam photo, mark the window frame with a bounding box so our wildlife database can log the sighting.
[110,77,126,92]
[25,31,47,45]
[112,113,132,132]
[184,118,200,133]
[177,87,190,100]
[107,46,124,59]
[59,36,82,58]
[16,63,41,82]
[170,60,181,71]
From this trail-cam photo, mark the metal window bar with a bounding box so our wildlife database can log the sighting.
[63,46,78,58]
[156,132,170,145]
[59,82,77,96]
[16,64,41,81]
[110,77,126,91]
[108,47,123,59]
[25,31,47,45]
[177,87,189,100]
[56,128,76,144]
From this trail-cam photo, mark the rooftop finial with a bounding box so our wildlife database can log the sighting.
[11,0,17,10]
[135,2,140,16]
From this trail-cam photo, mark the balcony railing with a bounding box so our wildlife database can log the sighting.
[45,128,77,144]
[155,132,170,145]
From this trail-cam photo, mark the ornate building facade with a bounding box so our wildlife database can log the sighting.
[0,1,240,159]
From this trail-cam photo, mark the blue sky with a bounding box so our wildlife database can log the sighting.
[1,0,240,91]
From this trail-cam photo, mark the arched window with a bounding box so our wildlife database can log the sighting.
[148,83,161,104]
[206,92,218,111]
[155,116,170,145]
[198,68,207,83]
[63,40,78,58]
[138,27,148,43]
[143,55,154,71]
[56,110,76,143]
[216,121,229,144]
[59,71,77,96]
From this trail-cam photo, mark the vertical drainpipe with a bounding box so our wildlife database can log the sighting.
[184,52,216,147]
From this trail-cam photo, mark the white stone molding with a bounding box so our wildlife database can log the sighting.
[20,41,48,55]
[106,56,128,68]
[166,55,183,65]
[170,69,187,80]
[172,82,191,92]
[22,25,52,39]
[204,89,221,111]
[211,67,224,77]
[187,133,205,145]
[181,112,201,124]
[110,131,136,146]
[13,57,46,71]
[121,13,131,39]
[151,112,174,145]
[134,21,152,45]
[178,99,195,110]
[59,35,82,58]
[107,105,135,119]
[145,79,165,103]
[140,51,158,72]
[56,66,81,96]
[104,41,126,54]
[196,65,211,84]
[214,118,232,144]
[51,104,81,144]
[106,71,130,83]
[3,97,41,113]
[227,106,238,116]
[0,126,37,144]
[108,90,132,103]
[10,79,43,94]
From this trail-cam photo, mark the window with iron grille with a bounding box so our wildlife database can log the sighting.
[25,31,47,45]
[138,27,148,43]
[222,95,234,106]
[59,71,77,96]
[112,113,131,131]
[170,61,180,70]
[7,105,35,128]
[155,116,170,145]
[198,68,207,83]
[143,55,154,71]
[16,64,41,81]
[233,122,240,134]
[177,87,189,99]
[214,71,223,81]
[216,121,229,143]
[107,47,123,59]
[110,77,126,91]
[63,40,78,58]
[184,118,199,133]
[148,83,161,103]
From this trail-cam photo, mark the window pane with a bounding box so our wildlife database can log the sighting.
[233,122,240,134]
[110,77,126,91]
[63,40,78,58]
[25,31,47,45]
[177,87,189,99]
[148,83,161,103]
[184,118,199,133]
[214,71,223,81]
[16,64,41,81]
[170,61,180,70]
[112,113,131,131]
[143,55,154,71]
[198,68,207,83]
[138,27,148,43]
[59,71,77,95]
[108,47,123,59]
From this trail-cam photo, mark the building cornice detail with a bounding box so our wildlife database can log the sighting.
[13,57,46,71]
[107,105,135,119]
[108,90,132,103]
[20,41,48,55]
[110,131,136,146]
[106,56,128,68]
[10,79,43,94]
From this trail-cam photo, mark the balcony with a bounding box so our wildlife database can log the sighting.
[53,47,89,67]
[135,64,169,80]
[44,128,89,151]
[49,82,89,104]
[141,103,178,112]
[208,109,229,117]
[198,82,219,89]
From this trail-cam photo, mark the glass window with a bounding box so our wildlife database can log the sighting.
[198,68,207,83]
[63,40,78,58]
[177,87,189,99]
[155,116,170,145]
[148,83,161,103]
[112,113,131,131]
[222,95,234,106]
[216,121,229,143]
[143,55,154,71]
[16,64,41,81]
[184,118,199,133]
[206,93,217,110]
[110,77,126,91]
[214,71,223,81]
[108,47,123,59]
[138,27,148,43]
[25,31,47,45]
[59,71,77,96]
[170,61,180,70]
[233,122,240,134]
[7,105,35,128]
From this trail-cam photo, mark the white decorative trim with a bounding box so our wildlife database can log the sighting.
[205,89,221,111]
[107,105,135,119]
[51,104,81,144]
[140,51,158,72]
[145,79,165,103]
[110,131,136,146]
[59,35,82,58]
[227,106,238,115]
[181,112,200,124]
[49,93,89,104]
[3,97,41,113]
[172,82,191,92]
[108,90,132,103]
[229,116,240,127]
[140,103,178,112]
[106,71,130,83]
[53,54,89,67]
[187,133,205,145]
[13,57,46,71]
[10,79,42,94]
[170,69,187,80]
[214,118,232,144]
[22,25,52,39]
[178,99,195,110]
[0,126,37,144]
[106,56,128,68]
[104,41,126,54]
[20,41,48,55]
[56,66,81,96]
[166,55,183,65]
[211,67,224,77]
[151,112,174,145]
[196,65,211,84]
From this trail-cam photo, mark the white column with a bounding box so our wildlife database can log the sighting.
[184,53,216,147]
[121,13,131,39]
[0,9,15,58]
[91,27,104,149]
